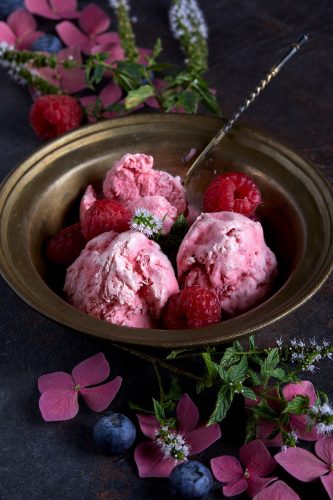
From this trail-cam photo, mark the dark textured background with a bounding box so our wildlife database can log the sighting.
[0,1,332,499]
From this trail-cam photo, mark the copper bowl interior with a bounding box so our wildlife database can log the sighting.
[0,114,332,347]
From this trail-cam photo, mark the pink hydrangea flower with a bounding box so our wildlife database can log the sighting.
[253,480,300,500]
[38,352,122,421]
[275,437,333,499]
[0,9,43,50]
[34,46,87,95]
[134,393,221,478]
[25,0,79,20]
[56,4,121,55]
[246,381,320,447]
[80,82,123,122]
[210,439,277,497]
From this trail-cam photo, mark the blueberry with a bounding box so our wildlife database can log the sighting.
[169,461,213,499]
[32,34,63,54]
[93,412,136,454]
[0,0,24,20]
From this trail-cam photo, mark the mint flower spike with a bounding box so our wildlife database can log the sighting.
[109,0,139,62]
[309,402,333,435]
[169,0,208,73]
[130,208,163,238]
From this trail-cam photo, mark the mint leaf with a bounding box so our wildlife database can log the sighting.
[252,403,277,420]
[244,416,257,443]
[261,348,280,377]
[220,347,241,369]
[283,395,310,415]
[153,398,165,423]
[227,355,248,383]
[241,386,257,401]
[125,84,155,109]
[208,385,233,424]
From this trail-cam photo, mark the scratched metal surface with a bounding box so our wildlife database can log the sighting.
[0,1,332,499]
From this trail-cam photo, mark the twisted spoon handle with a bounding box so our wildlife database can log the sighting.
[184,34,309,185]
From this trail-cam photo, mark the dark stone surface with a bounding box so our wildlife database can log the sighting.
[0,1,332,499]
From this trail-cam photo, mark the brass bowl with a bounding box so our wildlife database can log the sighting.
[0,114,332,348]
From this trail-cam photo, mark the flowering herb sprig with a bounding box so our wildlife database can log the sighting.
[129,208,163,238]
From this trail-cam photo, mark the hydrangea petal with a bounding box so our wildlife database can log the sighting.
[38,371,74,393]
[315,437,333,465]
[223,478,248,497]
[0,22,15,44]
[275,447,328,481]
[290,414,320,441]
[283,381,317,406]
[25,0,78,20]
[56,21,88,50]
[8,9,36,38]
[18,31,44,50]
[210,455,243,483]
[138,47,152,65]
[100,82,122,106]
[39,389,79,421]
[79,4,110,36]
[134,441,177,478]
[71,352,110,387]
[176,393,199,432]
[57,46,87,94]
[247,476,278,497]
[96,32,120,47]
[185,423,221,454]
[52,0,78,17]
[137,413,160,439]
[79,376,122,412]
[321,472,333,500]
[240,439,276,476]
[256,421,283,447]
[253,480,301,500]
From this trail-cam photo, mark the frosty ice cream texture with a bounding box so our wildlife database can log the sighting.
[103,153,187,215]
[177,211,277,315]
[64,231,180,328]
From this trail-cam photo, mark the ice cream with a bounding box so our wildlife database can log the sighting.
[103,153,187,215]
[126,195,178,234]
[80,184,97,226]
[177,211,277,315]
[64,230,179,328]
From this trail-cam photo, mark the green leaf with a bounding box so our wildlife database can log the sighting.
[153,398,165,423]
[241,386,257,400]
[252,403,277,420]
[216,364,229,383]
[220,347,241,369]
[152,38,162,59]
[261,348,280,377]
[177,91,197,113]
[247,369,262,386]
[227,355,248,383]
[202,352,218,385]
[244,416,257,443]
[208,385,233,424]
[270,368,286,380]
[165,378,182,403]
[125,84,155,109]
[249,335,256,350]
[166,348,192,360]
[283,395,310,415]
[128,402,153,414]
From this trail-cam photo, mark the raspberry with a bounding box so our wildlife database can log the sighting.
[81,199,130,240]
[29,95,82,140]
[203,172,262,216]
[163,286,221,329]
[46,223,86,266]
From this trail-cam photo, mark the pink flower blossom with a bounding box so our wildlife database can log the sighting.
[56,4,121,55]
[253,480,300,500]
[246,381,320,447]
[38,353,122,421]
[0,9,43,49]
[80,82,122,122]
[34,46,87,94]
[134,393,221,478]
[210,439,277,497]
[275,437,333,499]
[25,0,79,20]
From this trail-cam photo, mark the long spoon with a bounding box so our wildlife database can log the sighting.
[184,34,309,185]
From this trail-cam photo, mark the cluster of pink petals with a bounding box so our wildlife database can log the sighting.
[0,9,43,50]
[56,4,121,55]
[25,0,79,20]
[246,381,320,446]
[253,480,300,500]
[275,436,333,499]
[80,82,122,122]
[134,393,221,478]
[211,439,277,497]
[34,46,87,95]
[38,353,122,421]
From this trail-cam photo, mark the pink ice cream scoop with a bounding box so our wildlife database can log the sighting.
[64,230,179,328]
[80,184,97,226]
[126,195,178,234]
[103,153,187,215]
[177,211,277,315]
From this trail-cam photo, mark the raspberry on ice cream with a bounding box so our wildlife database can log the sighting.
[103,153,187,215]
[64,231,179,328]
[177,211,277,315]
[126,195,178,234]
